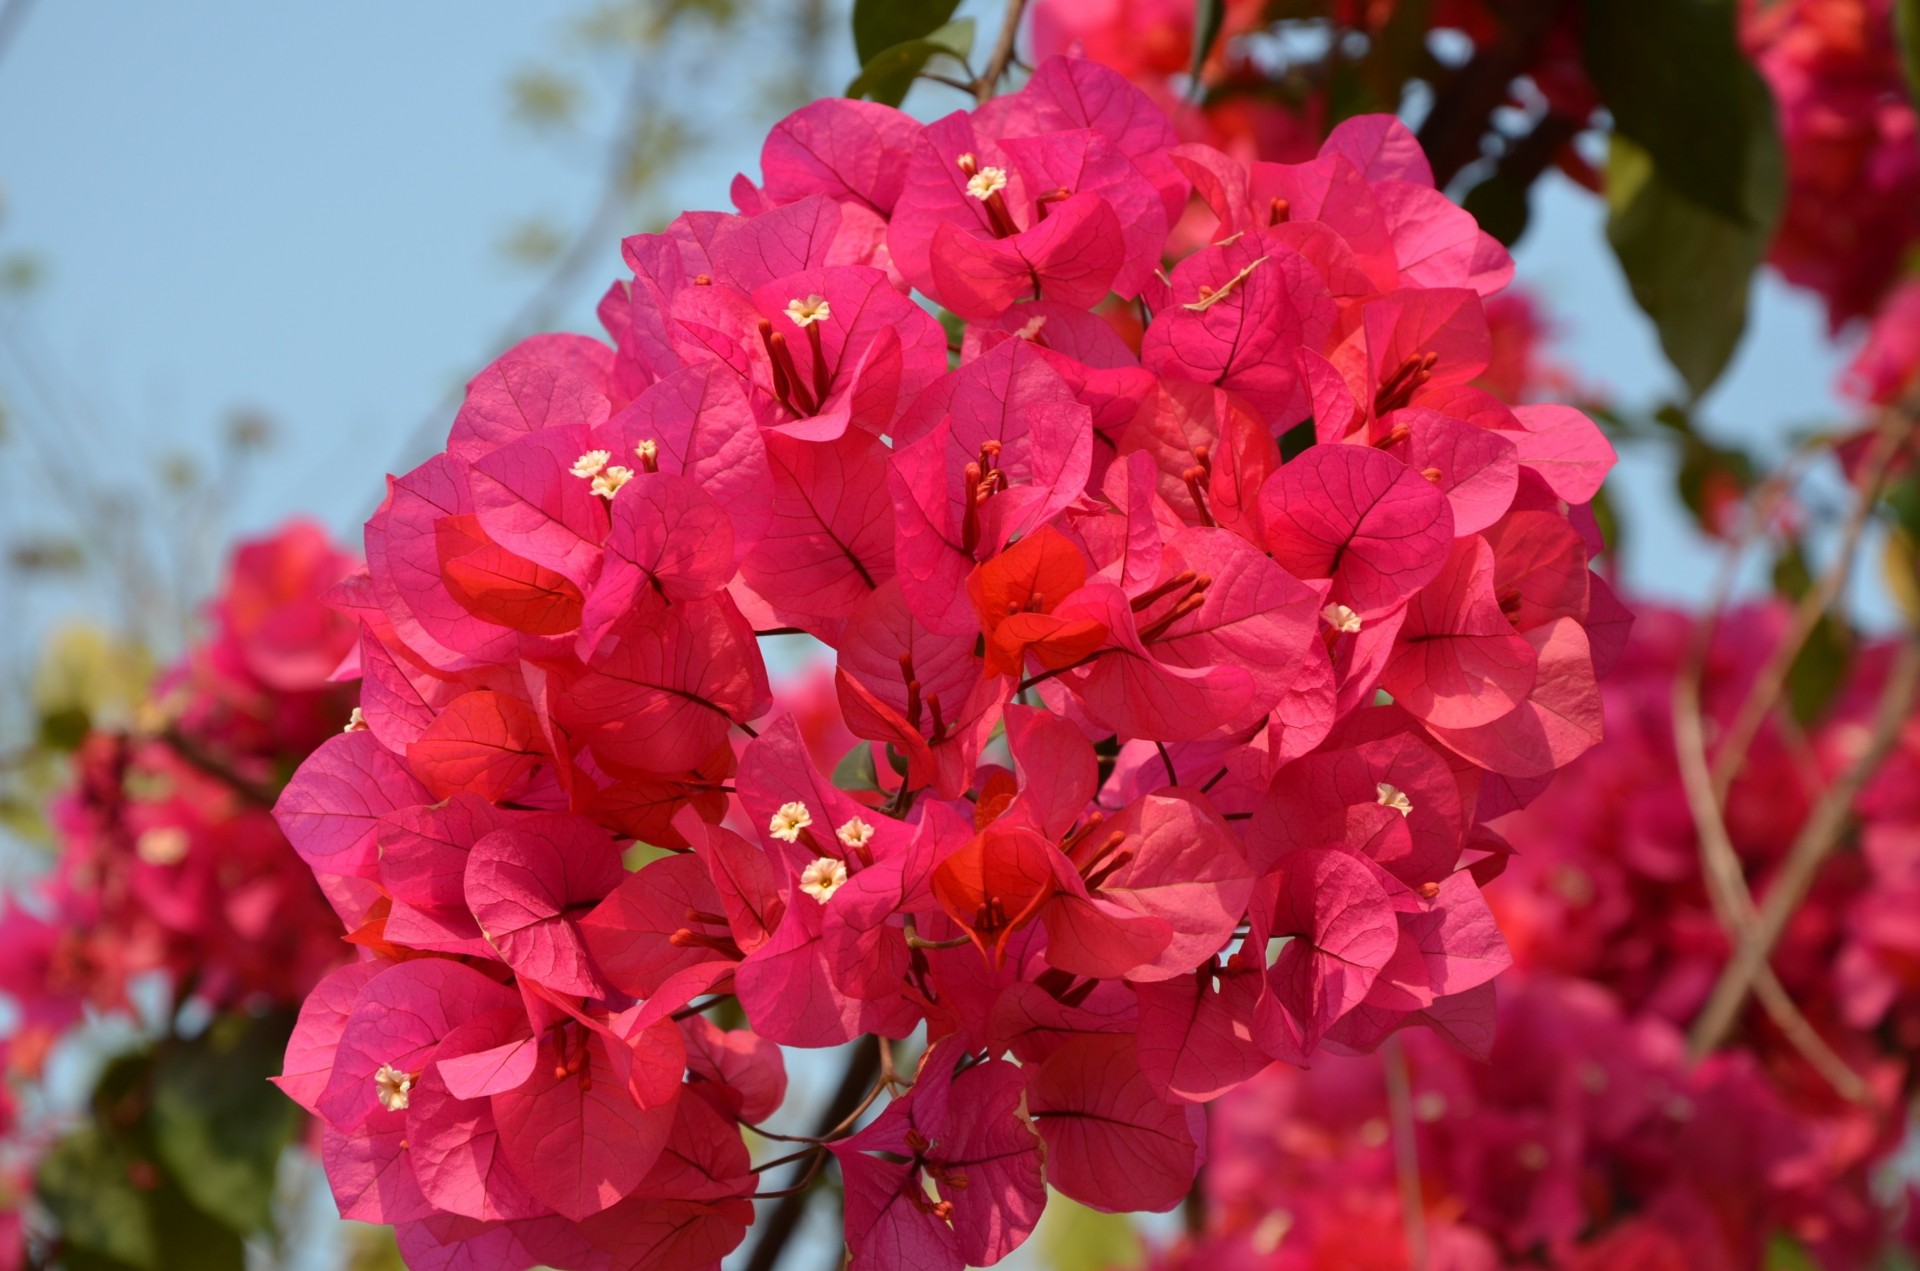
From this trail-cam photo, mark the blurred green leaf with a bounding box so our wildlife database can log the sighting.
[848,20,975,107]
[1583,0,1762,224]
[853,0,962,65]
[507,67,581,131]
[1764,1233,1821,1271]
[1190,0,1226,88]
[1462,167,1530,247]
[1036,1189,1144,1271]
[149,1012,302,1235]
[832,742,883,794]
[1605,60,1782,400]
[1896,0,1920,107]
[37,1127,157,1269]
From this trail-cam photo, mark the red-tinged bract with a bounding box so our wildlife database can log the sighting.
[270,59,1619,1270]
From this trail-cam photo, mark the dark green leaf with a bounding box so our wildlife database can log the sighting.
[1278,418,1316,463]
[1897,0,1920,107]
[1583,0,1763,224]
[1461,169,1530,247]
[832,742,883,794]
[1190,0,1226,89]
[847,20,975,108]
[852,0,962,65]
[149,1012,302,1235]
[1604,65,1783,399]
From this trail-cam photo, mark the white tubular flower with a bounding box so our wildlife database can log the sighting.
[1321,603,1362,634]
[570,449,611,478]
[374,1064,415,1112]
[769,801,812,843]
[965,166,1009,201]
[785,294,831,327]
[1375,782,1412,817]
[835,816,874,851]
[799,856,849,903]
[590,465,634,499]
[343,706,369,733]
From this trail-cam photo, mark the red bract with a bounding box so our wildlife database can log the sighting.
[268,57,1619,1270]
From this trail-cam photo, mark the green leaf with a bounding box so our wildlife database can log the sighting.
[1036,1188,1144,1271]
[37,1127,159,1269]
[832,742,883,794]
[1190,0,1226,89]
[847,19,976,107]
[149,1012,303,1235]
[1604,63,1783,399]
[1461,168,1531,247]
[853,0,963,64]
[1583,0,1764,224]
[1897,0,1920,107]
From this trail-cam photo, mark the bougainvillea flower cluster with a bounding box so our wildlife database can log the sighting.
[1741,0,1920,332]
[1156,606,1920,1269]
[0,522,358,1079]
[272,56,1619,1268]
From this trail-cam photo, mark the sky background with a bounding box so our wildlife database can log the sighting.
[0,1,1881,666]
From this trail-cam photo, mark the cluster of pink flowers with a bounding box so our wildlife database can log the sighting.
[0,523,358,1080]
[1741,0,1920,334]
[1160,605,1920,1270]
[271,56,1618,1268]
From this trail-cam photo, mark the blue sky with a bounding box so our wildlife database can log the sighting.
[0,2,1879,655]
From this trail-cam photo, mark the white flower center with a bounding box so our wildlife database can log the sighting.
[634,438,658,464]
[374,1064,414,1112]
[1375,782,1412,817]
[1321,603,1362,634]
[570,449,611,479]
[799,856,848,903]
[1013,314,1048,342]
[785,294,831,327]
[343,706,369,733]
[769,801,812,843]
[590,465,634,499]
[835,816,874,850]
[965,167,1009,201]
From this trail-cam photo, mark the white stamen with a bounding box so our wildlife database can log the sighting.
[1321,603,1362,634]
[374,1064,414,1112]
[769,801,812,843]
[590,465,634,499]
[570,449,611,479]
[785,294,831,327]
[965,166,1009,201]
[135,827,190,866]
[1376,782,1412,817]
[835,816,874,850]
[799,856,848,903]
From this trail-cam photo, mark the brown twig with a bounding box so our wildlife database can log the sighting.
[1707,410,1912,805]
[741,1037,884,1271]
[973,0,1031,103]
[1663,417,1909,1101]
[1690,632,1920,1060]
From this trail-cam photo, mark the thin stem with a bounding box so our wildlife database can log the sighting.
[1153,740,1178,788]
[1382,1035,1428,1271]
[740,1037,884,1271]
[1690,632,1920,1060]
[1708,410,1912,804]
[973,0,1031,103]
